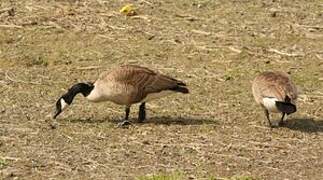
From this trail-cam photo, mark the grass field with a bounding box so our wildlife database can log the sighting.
[1,0,323,179]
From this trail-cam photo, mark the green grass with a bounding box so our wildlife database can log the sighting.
[137,171,184,180]
[0,158,7,169]
[0,0,322,179]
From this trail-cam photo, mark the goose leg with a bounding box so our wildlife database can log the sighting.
[278,113,286,126]
[118,106,131,127]
[125,106,130,120]
[264,109,273,128]
[138,102,146,123]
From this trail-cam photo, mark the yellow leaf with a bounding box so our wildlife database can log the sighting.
[120,4,137,16]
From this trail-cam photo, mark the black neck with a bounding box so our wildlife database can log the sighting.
[62,82,94,104]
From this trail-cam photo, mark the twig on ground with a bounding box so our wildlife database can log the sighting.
[107,25,126,30]
[0,8,13,14]
[62,133,73,141]
[315,54,323,60]
[80,157,115,169]
[139,0,153,6]
[97,34,114,40]
[250,124,270,130]
[0,80,9,85]
[99,13,117,18]
[196,45,216,52]
[5,71,42,85]
[175,13,200,22]
[131,15,150,22]
[0,156,20,161]
[191,29,211,36]
[296,24,323,30]
[213,153,251,161]
[268,48,305,57]
[228,46,242,53]
[44,21,64,30]
[0,24,23,29]
[76,66,103,70]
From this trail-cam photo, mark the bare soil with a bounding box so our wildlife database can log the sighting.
[0,0,323,179]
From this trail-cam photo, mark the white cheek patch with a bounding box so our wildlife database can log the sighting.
[262,97,280,113]
[60,98,69,110]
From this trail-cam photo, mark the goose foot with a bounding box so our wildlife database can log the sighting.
[278,120,286,127]
[117,120,132,128]
[278,113,286,127]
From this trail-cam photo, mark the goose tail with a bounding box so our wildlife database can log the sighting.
[169,85,189,94]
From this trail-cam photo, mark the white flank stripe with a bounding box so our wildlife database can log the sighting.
[262,97,280,113]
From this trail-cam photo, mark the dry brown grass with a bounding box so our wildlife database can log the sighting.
[1,0,323,179]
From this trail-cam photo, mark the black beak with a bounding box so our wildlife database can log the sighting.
[53,108,61,119]
[53,98,62,119]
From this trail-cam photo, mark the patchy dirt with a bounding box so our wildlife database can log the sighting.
[0,0,323,179]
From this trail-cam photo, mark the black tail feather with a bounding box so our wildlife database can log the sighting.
[169,86,189,94]
[284,95,291,103]
[276,101,296,114]
[177,81,186,86]
[168,77,186,86]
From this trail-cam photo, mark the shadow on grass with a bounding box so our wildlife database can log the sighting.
[66,117,107,124]
[67,116,217,126]
[142,116,217,125]
[284,118,323,133]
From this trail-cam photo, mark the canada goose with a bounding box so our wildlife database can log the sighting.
[252,71,298,127]
[53,65,189,126]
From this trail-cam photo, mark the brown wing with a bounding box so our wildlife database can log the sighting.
[106,65,187,103]
[253,71,297,103]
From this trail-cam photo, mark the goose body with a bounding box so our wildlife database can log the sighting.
[53,65,189,125]
[252,71,298,127]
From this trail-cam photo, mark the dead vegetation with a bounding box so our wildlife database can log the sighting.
[0,0,323,179]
